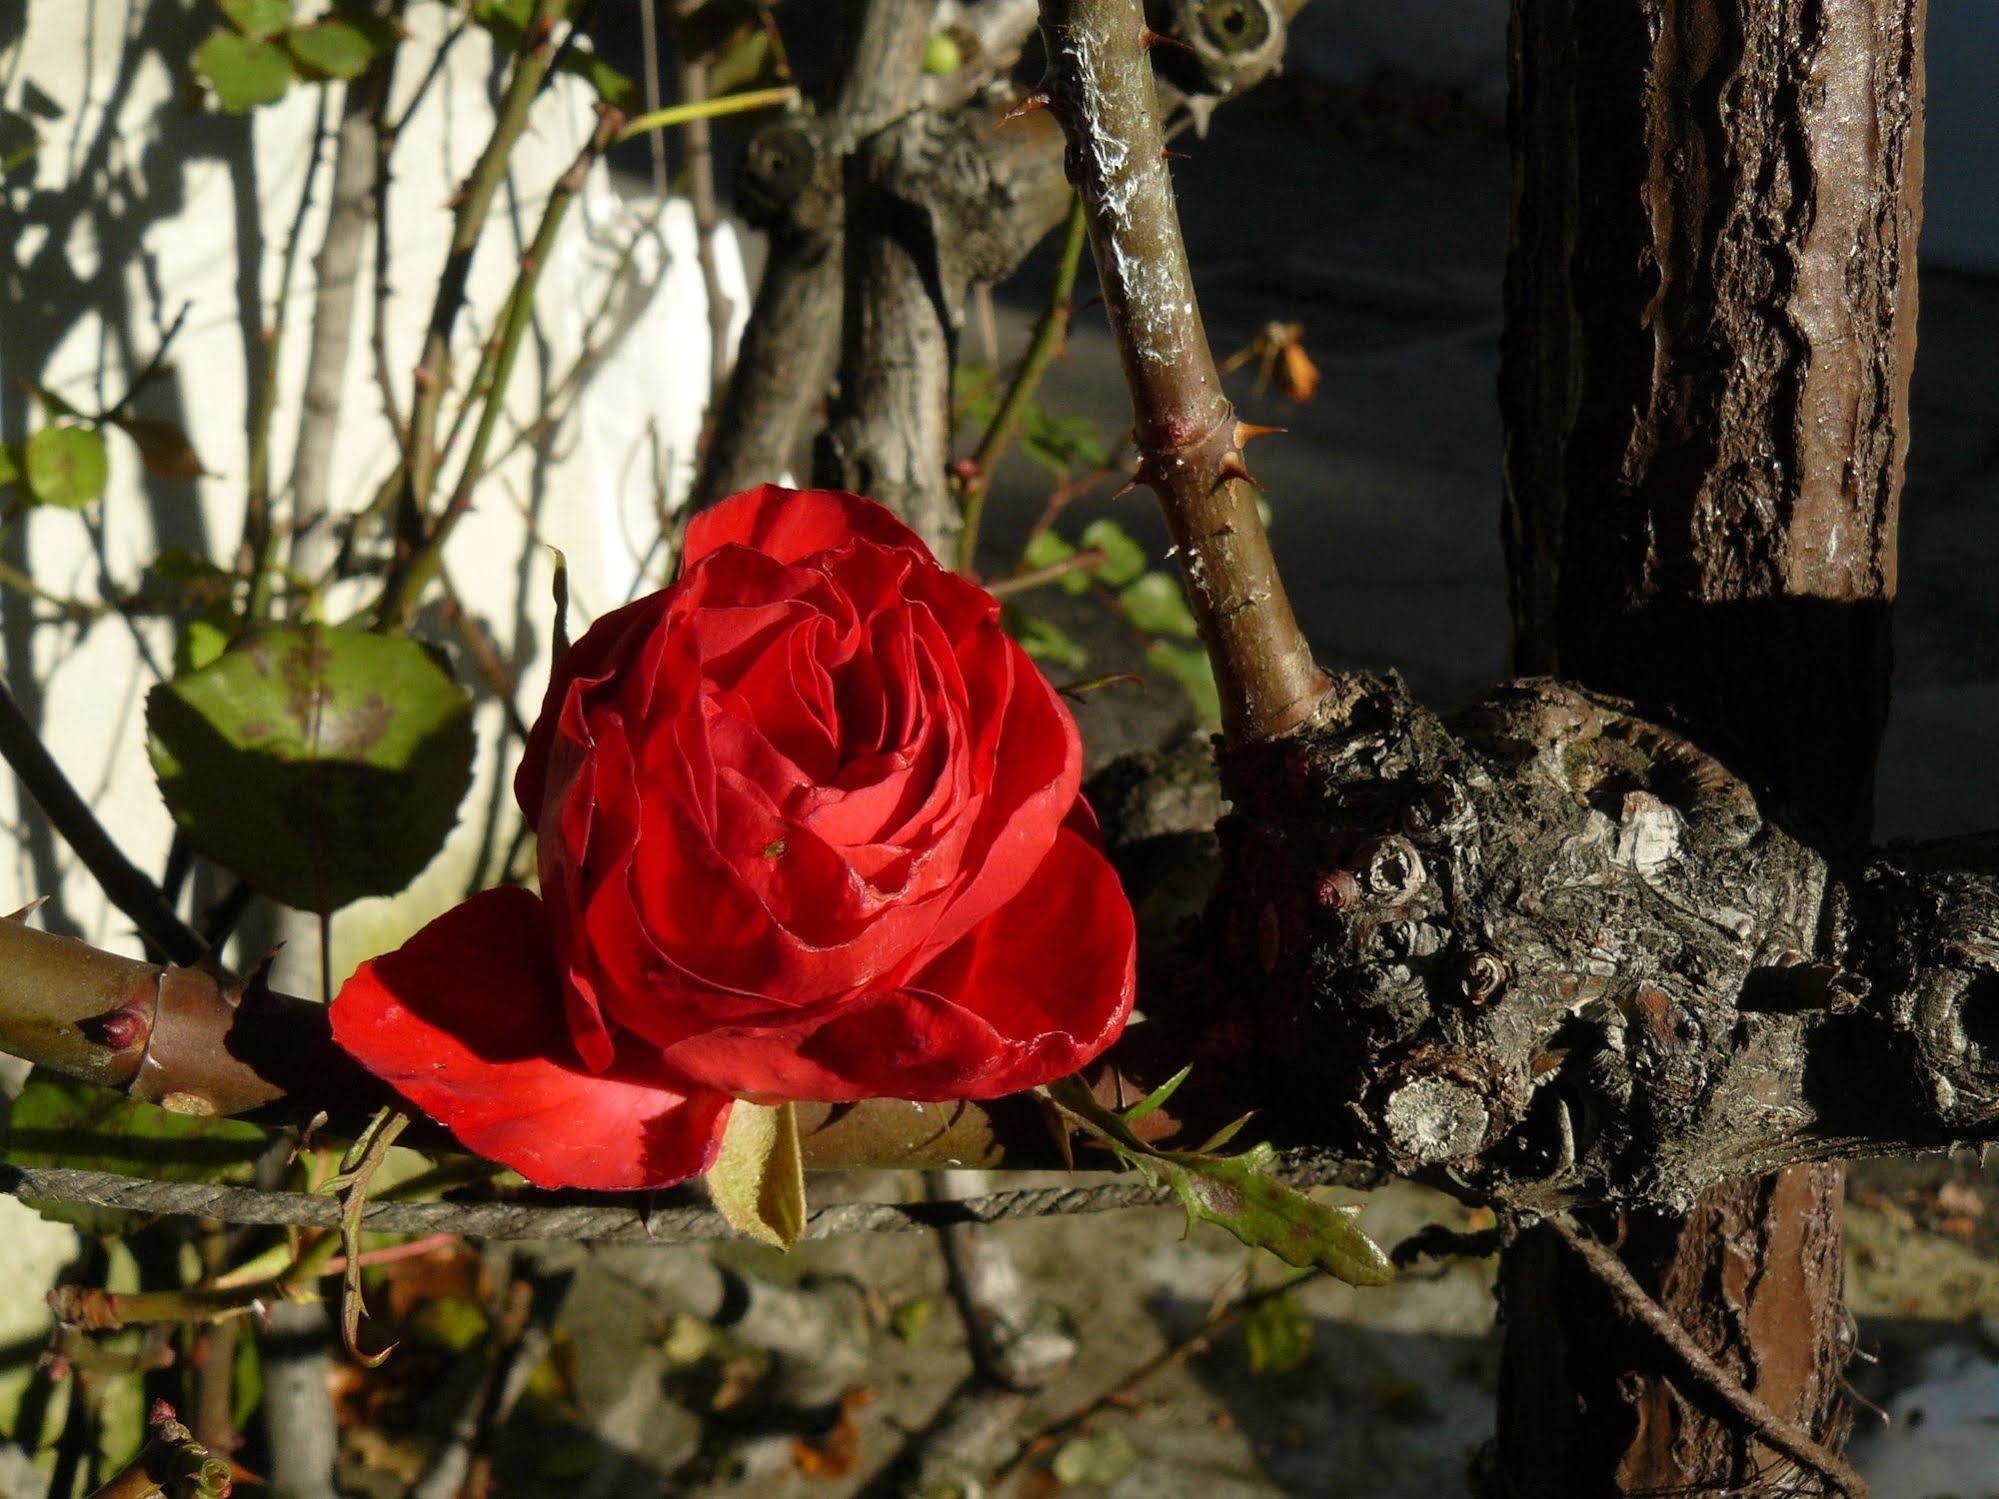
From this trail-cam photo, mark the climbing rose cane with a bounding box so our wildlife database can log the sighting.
[331,486,1137,1190]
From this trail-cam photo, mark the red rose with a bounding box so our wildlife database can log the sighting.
[332,486,1137,1191]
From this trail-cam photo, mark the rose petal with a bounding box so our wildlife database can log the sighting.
[330,886,732,1191]
[651,815,1136,1100]
[516,592,666,820]
[684,484,935,570]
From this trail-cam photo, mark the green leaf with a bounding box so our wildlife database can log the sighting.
[706,1101,806,1250]
[1007,611,1088,672]
[196,28,294,112]
[704,20,783,98]
[1052,1428,1137,1486]
[111,416,205,480]
[1020,528,1093,596]
[1159,1144,1393,1286]
[889,1298,935,1344]
[175,610,235,677]
[1079,518,1146,588]
[560,50,638,111]
[1243,1287,1314,1375]
[23,424,108,510]
[1146,639,1221,725]
[1123,1065,1191,1125]
[147,624,475,912]
[2,1070,269,1232]
[0,444,19,490]
[1019,407,1108,476]
[1044,1078,1393,1289]
[1119,572,1201,640]
[284,19,378,80]
[219,0,292,38]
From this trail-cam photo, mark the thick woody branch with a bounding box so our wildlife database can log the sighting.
[13,679,1999,1215]
[1038,0,1327,743]
[1190,672,1999,1214]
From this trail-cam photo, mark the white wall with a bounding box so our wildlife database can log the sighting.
[0,2,747,983]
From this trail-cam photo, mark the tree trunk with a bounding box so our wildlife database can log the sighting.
[1494,0,1924,1491]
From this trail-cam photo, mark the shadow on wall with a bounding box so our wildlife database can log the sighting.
[1,0,258,940]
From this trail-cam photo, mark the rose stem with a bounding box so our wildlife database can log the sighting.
[1036,0,1328,744]
[954,193,1091,576]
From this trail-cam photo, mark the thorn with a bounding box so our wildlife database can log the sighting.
[1233,421,1284,446]
[1138,25,1194,54]
[999,89,1053,127]
[4,895,48,923]
[1160,147,1190,162]
[1216,451,1262,489]
[1113,464,1151,499]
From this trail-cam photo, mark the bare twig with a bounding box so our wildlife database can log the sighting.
[242,88,335,625]
[289,14,401,586]
[1546,1216,1868,1497]
[675,0,735,406]
[1038,0,1326,742]
[955,193,1089,573]
[376,101,624,629]
[259,1300,341,1499]
[994,1265,1319,1485]
[985,544,1105,598]
[398,0,568,534]
[85,1400,231,1499]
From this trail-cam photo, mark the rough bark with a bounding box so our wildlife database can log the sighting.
[1492,0,1925,1489]
[688,0,930,510]
[815,104,1072,556]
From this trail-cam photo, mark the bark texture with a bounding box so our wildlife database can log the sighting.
[1493,0,1924,1489]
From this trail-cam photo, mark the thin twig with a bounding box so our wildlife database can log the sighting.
[955,193,1088,573]
[985,545,1104,598]
[994,1265,1319,1484]
[289,11,402,586]
[397,0,567,539]
[0,677,205,963]
[1546,1216,1868,1497]
[675,4,735,407]
[613,84,797,143]
[242,88,335,626]
[375,102,624,630]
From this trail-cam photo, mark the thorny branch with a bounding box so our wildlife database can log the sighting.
[1038,0,1327,743]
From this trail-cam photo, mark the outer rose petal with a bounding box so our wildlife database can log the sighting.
[515,590,667,820]
[652,816,1136,1101]
[329,886,732,1191]
[684,484,935,570]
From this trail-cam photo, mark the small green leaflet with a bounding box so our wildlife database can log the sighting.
[1119,571,1201,640]
[285,20,379,80]
[1079,518,1147,588]
[219,0,293,39]
[1044,1075,1393,1288]
[24,424,109,510]
[196,29,294,112]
